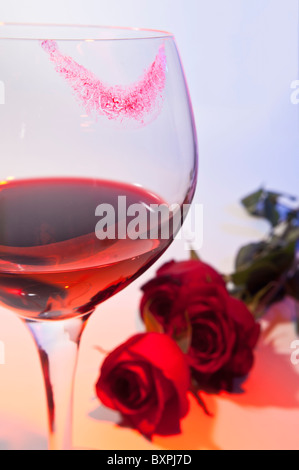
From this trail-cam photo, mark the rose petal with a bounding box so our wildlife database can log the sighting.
[157,260,226,288]
[95,333,190,437]
[226,342,255,376]
[122,333,190,415]
[155,393,183,436]
[127,368,171,437]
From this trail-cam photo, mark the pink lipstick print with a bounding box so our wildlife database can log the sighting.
[41,40,167,125]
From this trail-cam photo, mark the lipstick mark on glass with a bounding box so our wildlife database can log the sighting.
[41,40,166,125]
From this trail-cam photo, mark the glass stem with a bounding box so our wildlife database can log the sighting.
[24,314,90,450]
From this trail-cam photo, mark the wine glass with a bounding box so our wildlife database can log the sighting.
[0,23,198,450]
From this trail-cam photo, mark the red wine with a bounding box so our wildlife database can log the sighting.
[0,178,172,320]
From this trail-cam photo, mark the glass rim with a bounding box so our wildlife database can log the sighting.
[0,22,174,41]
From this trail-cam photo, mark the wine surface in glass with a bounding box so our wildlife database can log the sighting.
[0,177,171,320]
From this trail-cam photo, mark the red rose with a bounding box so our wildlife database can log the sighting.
[95,333,190,437]
[140,260,225,335]
[140,260,260,392]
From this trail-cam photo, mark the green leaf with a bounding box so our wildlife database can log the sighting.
[241,188,281,226]
[284,226,299,245]
[143,305,164,334]
[241,188,299,227]
[235,242,267,271]
[264,196,280,226]
[241,188,264,215]
[232,241,296,288]
[173,311,192,354]
[232,261,275,287]
[248,282,278,318]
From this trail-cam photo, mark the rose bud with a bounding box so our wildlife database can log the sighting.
[95,332,190,437]
[186,285,260,391]
[140,260,260,392]
[140,260,226,335]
